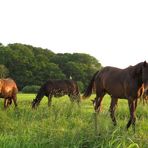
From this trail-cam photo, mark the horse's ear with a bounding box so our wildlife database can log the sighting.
[143,61,147,67]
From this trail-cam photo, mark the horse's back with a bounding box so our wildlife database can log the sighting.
[43,79,79,96]
[45,79,77,89]
[3,78,18,91]
[98,66,129,84]
[96,66,134,98]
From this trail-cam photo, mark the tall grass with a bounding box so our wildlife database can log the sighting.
[0,94,147,148]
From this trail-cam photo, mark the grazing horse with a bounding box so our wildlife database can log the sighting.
[83,61,148,131]
[0,78,18,108]
[32,79,81,108]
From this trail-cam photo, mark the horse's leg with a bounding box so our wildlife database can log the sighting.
[76,94,81,107]
[6,98,11,107]
[94,86,105,112]
[146,96,148,104]
[133,99,138,132]
[4,98,7,109]
[135,99,138,109]
[72,93,81,105]
[97,97,103,112]
[69,94,75,103]
[48,95,52,106]
[143,96,145,105]
[127,99,136,132]
[32,92,45,108]
[12,95,18,107]
[75,92,81,104]
[109,98,118,126]
[95,93,105,112]
[144,96,148,104]
[139,96,144,105]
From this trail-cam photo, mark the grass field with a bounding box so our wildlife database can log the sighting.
[0,93,148,148]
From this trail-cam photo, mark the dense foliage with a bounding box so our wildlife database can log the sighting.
[21,85,40,93]
[0,43,102,91]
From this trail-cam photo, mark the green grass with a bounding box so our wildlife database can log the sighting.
[0,94,148,148]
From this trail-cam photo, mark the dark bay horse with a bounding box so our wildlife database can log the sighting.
[32,79,81,108]
[83,61,148,131]
[0,78,18,108]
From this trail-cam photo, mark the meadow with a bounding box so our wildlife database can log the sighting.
[0,94,148,148]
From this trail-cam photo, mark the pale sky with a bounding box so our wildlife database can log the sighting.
[0,0,148,68]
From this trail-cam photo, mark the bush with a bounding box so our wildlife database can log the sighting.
[21,85,40,93]
[77,81,84,93]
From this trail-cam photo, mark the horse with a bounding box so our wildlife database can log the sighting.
[83,61,148,131]
[0,78,18,108]
[32,79,81,108]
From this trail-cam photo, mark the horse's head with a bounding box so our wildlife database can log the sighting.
[142,61,148,96]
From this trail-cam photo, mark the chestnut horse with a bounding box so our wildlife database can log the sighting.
[83,61,148,131]
[32,79,81,108]
[0,78,18,108]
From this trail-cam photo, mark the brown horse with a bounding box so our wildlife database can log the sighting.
[0,78,18,108]
[83,61,148,131]
[32,79,81,108]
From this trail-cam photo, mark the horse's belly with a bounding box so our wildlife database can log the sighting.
[108,92,126,99]
[52,89,67,97]
[107,86,126,99]
[1,88,12,98]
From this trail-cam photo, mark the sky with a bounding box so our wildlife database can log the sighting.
[0,0,148,68]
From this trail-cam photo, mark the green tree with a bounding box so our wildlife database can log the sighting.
[32,62,66,86]
[0,43,102,90]
[0,65,9,78]
[0,46,12,65]
[6,44,36,88]
[50,53,102,88]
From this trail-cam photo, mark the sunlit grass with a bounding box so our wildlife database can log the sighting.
[0,94,147,147]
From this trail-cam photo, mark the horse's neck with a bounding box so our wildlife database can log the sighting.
[132,63,143,85]
[35,90,44,101]
[135,62,144,69]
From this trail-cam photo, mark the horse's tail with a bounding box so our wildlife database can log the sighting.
[83,70,99,99]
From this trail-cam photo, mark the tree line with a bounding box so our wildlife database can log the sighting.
[0,43,102,92]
